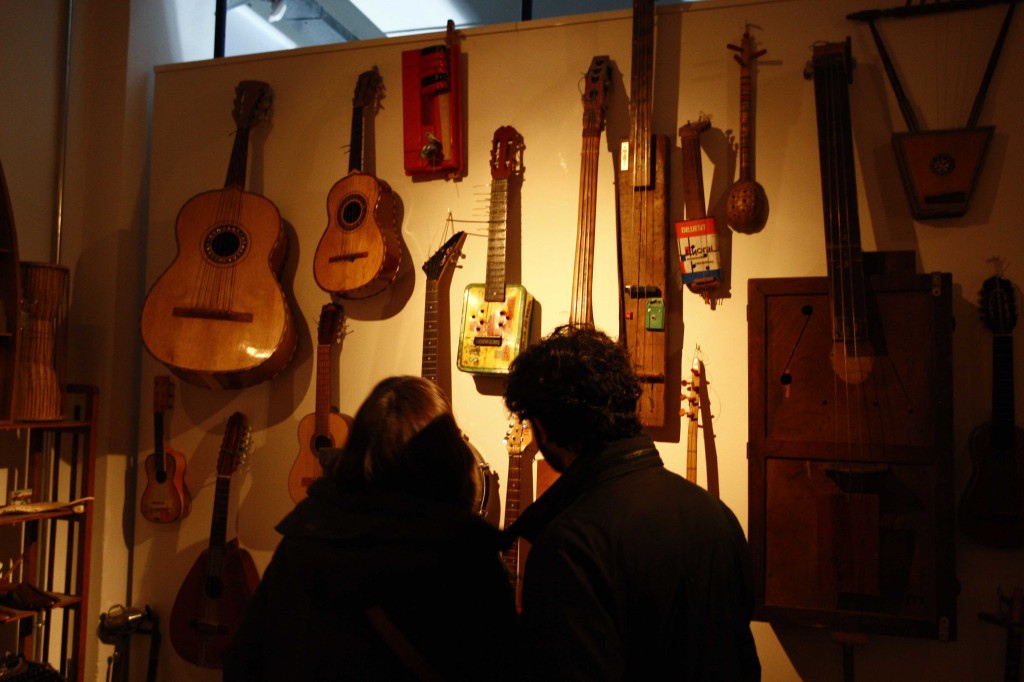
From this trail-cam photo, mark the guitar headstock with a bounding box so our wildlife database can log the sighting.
[727,29,767,69]
[490,126,524,180]
[679,113,712,142]
[980,275,1018,335]
[683,356,702,420]
[422,231,467,281]
[317,302,347,346]
[505,416,534,457]
[353,66,384,112]
[217,412,253,476]
[232,80,272,131]
[153,375,175,414]
[582,56,612,137]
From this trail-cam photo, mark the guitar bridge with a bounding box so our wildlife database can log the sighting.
[328,251,369,263]
[172,307,253,323]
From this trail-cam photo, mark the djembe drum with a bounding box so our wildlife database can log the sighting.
[14,262,68,422]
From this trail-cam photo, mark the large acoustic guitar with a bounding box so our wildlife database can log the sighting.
[960,272,1024,548]
[617,0,669,428]
[456,126,533,375]
[141,81,296,390]
[314,67,401,299]
[170,412,259,668]
[140,375,191,523]
[289,303,349,504]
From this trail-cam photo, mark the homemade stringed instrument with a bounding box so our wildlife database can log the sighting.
[676,116,722,299]
[170,412,259,669]
[422,230,499,523]
[140,375,191,523]
[141,80,296,390]
[457,126,533,375]
[314,67,401,299]
[289,303,349,504]
[502,417,535,612]
[617,0,669,428]
[725,29,769,234]
[960,272,1024,548]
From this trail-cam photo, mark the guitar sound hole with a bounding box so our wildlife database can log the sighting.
[204,225,249,265]
[338,194,367,231]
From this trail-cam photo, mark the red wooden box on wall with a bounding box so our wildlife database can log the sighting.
[401,32,464,180]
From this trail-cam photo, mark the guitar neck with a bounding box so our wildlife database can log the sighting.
[208,474,233,560]
[501,451,526,575]
[993,334,1016,448]
[349,104,364,173]
[569,125,602,328]
[485,177,509,302]
[153,409,167,476]
[314,341,333,436]
[223,126,251,189]
[686,418,698,483]
[422,279,441,383]
[628,0,655,187]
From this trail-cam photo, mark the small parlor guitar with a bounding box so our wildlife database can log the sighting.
[140,375,191,523]
[502,417,535,611]
[960,272,1024,548]
[289,303,349,503]
[141,80,296,390]
[314,67,401,299]
[457,126,533,375]
[170,412,259,669]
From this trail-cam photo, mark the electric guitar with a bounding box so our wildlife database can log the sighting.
[960,272,1024,548]
[140,375,191,523]
[457,126,533,374]
[170,412,259,669]
[502,417,535,611]
[313,67,401,299]
[140,80,297,390]
[289,303,349,503]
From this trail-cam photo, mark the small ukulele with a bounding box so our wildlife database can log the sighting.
[960,271,1024,548]
[289,303,349,503]
[457,126,533,375]
[170,412,259,669]
[314,67,401,299]
[140,375,191,523]
[140,80,296,389]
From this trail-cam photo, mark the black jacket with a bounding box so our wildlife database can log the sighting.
[507,435,761,681]
[224,477,517,681]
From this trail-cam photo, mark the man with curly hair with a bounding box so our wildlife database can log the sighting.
[504,325,761,680]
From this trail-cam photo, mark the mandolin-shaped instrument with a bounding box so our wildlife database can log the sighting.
[140,80,296,390]
[289,303,349,504]
[170,412,259,669]
[725,29,769,234]
[314,67,401,299]
[140,375,191,523]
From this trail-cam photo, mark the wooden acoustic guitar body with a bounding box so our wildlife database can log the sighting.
[289,410,348,503]
[141,187,297,389]
[314,170,401,299]
[169,538,260,669]
[960,422,1024,548]
[140,446,191,523]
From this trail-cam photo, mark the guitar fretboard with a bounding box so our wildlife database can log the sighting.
[485,177,509,303]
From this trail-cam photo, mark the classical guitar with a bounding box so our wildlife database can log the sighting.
[289,303,349,504]
[141,80,296,390]
[960,272,1024,548]
[456,126,534,375]
[569,55,611,329]
[617,0,669,427]
[422,230,500,523]
[140,375,191,523]
[170,412,259,669]
[314,67,401,299]
[502,417,535,611]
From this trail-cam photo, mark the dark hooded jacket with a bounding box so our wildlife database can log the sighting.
[223,475,516,681]
[507,435,761,681]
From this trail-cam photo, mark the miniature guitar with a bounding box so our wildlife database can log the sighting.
[960,272,1024,548]
[140,80,296,390]
[170,412,259,669]
[140,375,191,523]
[457,126,533,374]
[313,67,401,299]
[289,303,349,503]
